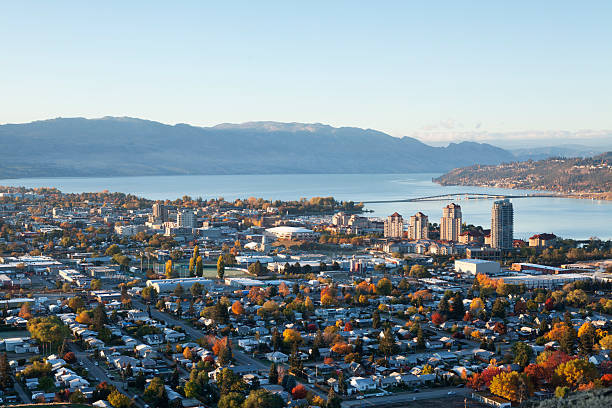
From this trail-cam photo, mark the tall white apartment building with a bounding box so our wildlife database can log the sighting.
[408,212,429,240]
[440,203,462,242]
[384,212,404,238]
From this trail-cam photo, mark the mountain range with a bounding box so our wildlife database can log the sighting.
[0,117,522,178]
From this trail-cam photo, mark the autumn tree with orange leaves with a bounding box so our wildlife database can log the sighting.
[231,301,244,315]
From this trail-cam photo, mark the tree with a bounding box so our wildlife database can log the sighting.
[141,286,158,303]
[173,283,184,298]
[217,392,244,408]
[69,389,87,403]
[63,351,76,364]
[600,335,612,350]
[165,259,173,278]
[135,372,146,390]
[490,371,531,402]
[578,322,597,356]
[555,386,569,399]
[231,301,244,315]
[75,310,92,325]
[189,256,195,276]
[376,278,392,296]
[248,260,264,276]
[560,325,578,355]
[409,264,430,278]
[217,368,245,396]
[416,326,426,350]
[512,342,533,368]
[143,377,169,408]
[437,297,450,315]
[372,310,380,329]
[326,387,341,408]
[68,296,85,311]
[283,328,302,345]
[379,327,398,357]
[431,311,445,325]
[554,359,598,388]
[491,298,507,318]
[566,289,589,307]
[269,363,278,385]
[195,255,203,276]
[289,345,303,374]
[190,282,203,298]
[93,302,108,332]
[292,384,307,399]
[243,389,284,408]
[450,292,465,320]
[278,282,290,296]
[105,244,122,256]
[184,379,201,398]
[91,279,102,290]
[108,389,132,408]
[18,302,32,319]
[27,316,71,348]
[0,352,13,389]
[217,255,225,280]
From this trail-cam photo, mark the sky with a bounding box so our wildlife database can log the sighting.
[1,1,612,143]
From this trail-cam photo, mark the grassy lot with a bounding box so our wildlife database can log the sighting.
[200,267,249,279]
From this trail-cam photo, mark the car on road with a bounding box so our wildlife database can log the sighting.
[356,395,364,400]
[447,391,456,395]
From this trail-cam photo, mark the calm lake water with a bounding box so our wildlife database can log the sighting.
[1,173,610,240]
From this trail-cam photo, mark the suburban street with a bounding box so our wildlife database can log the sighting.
[13,381,32,404]
[68,342,145,408]
[131,299,327,398]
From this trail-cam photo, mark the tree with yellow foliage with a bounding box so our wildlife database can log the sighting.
[470,298,484,313]
[489,371,531,402]
[283,328,302,345]
[304,296,314,311]
[554,359,598,388]
[75,311,92,324]
[599,334,612,350]
[183,347,194,360]
[165,259,173,278]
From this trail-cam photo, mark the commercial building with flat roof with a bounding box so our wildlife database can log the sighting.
[265,226,318,240]
[146,277,214,293]
[455,259,501,275]
[501,273,591,289]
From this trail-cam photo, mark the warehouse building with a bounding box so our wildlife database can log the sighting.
[454,259,501,276]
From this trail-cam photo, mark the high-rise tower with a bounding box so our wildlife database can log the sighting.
[491,199,513,249]
[440,203,462,242]
[384,212,404,238]
[408,212,429,240]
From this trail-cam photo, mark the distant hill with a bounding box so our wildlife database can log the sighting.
[434,152,612,200]
[0,117,515,178]
[510,144,609,161]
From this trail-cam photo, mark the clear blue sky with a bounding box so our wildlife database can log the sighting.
[2,1,611,139]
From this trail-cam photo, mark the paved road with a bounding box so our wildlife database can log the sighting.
[69,342,144,408]
[13,381,32,403]
[132,299,327,398]
[341,387,470,408]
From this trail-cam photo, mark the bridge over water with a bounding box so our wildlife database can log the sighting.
[362,192,559,204]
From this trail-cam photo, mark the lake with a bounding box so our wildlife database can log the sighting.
[1,173,610,240]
